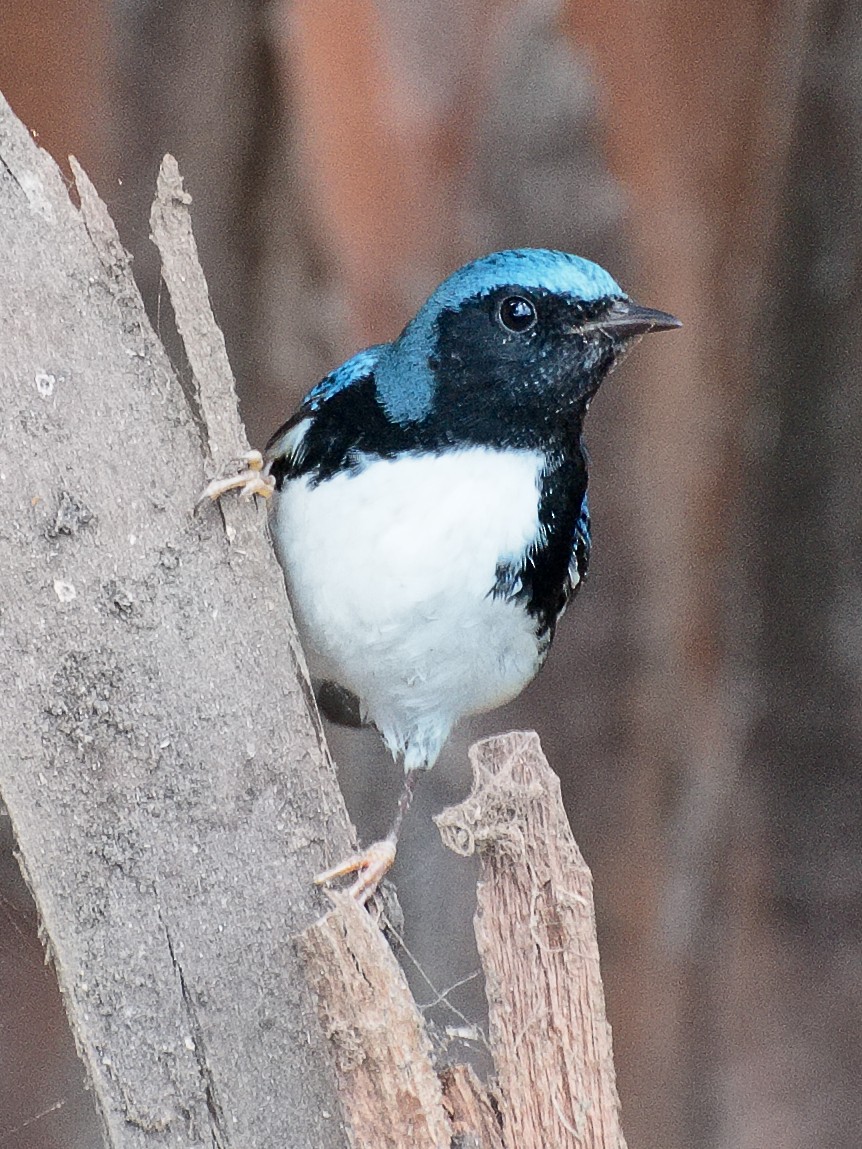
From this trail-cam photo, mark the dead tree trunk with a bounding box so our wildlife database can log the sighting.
[0,93,628,1149]
[0,91,353,1149]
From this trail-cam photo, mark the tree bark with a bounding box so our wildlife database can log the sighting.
[438,732,627,1149]
[300,731,627,1149]
[0,91,352,1149]
[0,89,630,1149]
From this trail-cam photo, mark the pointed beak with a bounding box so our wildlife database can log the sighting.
[594,298,682,336]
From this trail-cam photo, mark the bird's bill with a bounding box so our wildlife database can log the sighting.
[576,299,682,338]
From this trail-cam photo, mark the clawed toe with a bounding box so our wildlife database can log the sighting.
[314,839,397,903]
[197,450,275,505]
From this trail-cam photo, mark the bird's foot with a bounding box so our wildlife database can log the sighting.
[314,838,397,904]
[197,450,275,505]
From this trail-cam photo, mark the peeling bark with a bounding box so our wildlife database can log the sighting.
[438,732,626,1149]
[298,894,453,1149]
[300,732,625,1149]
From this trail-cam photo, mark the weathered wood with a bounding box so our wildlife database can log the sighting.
[0,91,352,1148]
[297,893,452,1149]
[146,153,316,693]
[437,731,627,1149]
[148,153,246,467]
[300,730,624,1149]
[440,1064,505,1149]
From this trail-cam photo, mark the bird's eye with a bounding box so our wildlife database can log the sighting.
[498,295,537,334]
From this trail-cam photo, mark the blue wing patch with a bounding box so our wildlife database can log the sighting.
[265,344,385,471]
[569,492,591,590]
[302,345,385,412]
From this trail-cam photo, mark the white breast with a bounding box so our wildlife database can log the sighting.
[271,447,546,768]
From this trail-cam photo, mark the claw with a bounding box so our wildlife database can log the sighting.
[197,450,275,505]
[315,839,397,903]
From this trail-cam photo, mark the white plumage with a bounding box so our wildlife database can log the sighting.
[271,446,547,769]
[196,249,680,898]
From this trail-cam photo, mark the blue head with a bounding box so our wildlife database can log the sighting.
[374,249,679,441]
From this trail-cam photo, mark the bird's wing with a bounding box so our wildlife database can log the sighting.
[300,345,385,414]
[265,348,388,730]
[265,345,386,476]
[568,491,591,594]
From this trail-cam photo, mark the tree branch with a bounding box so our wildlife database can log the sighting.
[300,731,626,1149]
[148,153,245,466]
[0,91,353,1149]
[438,731,627,1149]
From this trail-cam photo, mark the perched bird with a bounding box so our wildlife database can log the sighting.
[203,249,680,898]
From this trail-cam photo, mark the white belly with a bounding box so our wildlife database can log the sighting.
[271,447,546,768]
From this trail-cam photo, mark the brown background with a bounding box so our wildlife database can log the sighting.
[1,2,860,1147]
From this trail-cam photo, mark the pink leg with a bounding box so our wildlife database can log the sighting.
[315,771,422,903]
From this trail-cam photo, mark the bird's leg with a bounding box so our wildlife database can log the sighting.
[197,449,276,504]
[315,770,422,903]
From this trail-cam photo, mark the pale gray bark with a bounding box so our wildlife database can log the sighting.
[0,91,352,1149]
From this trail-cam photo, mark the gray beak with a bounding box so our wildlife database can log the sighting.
[590,298,682,336]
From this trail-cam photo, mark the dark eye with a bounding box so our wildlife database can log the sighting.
[498,295,537,333]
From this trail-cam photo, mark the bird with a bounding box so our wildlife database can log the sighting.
[202,248,680,899]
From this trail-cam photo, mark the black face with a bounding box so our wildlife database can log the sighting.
[427,287,628,450]
[269,287,632,487]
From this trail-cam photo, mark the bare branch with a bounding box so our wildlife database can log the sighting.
[437,731,627,1149]
[149,154,246,465]
[299,730,625,1149]
[298,894,452,1149]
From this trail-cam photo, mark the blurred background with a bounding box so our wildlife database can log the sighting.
[2,1,861,1147]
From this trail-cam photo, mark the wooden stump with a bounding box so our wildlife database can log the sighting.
[300,730,627,1149]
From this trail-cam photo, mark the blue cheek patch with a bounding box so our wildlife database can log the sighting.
[373,327,438,425]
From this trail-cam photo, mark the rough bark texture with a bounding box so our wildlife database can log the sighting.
[438,732,626,1149]
[300,731,625,1149]
[439,1064,506,1149]
[148,153,247,467]
[298,894,453,1149]
[0,92,353,1149]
